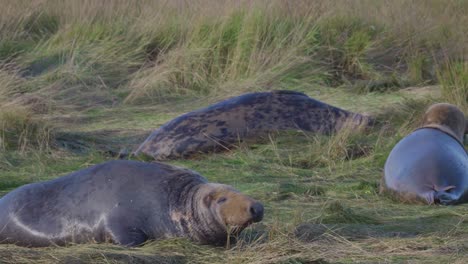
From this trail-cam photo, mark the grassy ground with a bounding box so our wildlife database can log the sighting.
[1,1,468,263]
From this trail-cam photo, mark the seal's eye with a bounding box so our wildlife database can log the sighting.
[217,197,227,204]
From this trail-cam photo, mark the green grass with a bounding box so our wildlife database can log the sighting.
[0,106,53,152]
[2,86,467,263]
[1,1,468,263]
[438,59,468,111]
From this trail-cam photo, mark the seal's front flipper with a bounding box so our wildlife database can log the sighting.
[110,225,149,247]
[434,190,459,205]
[107,212,149,246]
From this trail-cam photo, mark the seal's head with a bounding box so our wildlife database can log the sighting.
[422,103,466,143]
[190,183,263,244]
[203,184,263,230]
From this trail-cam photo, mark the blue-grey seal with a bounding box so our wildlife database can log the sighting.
[382,103,468,205]
[0,160,264,247]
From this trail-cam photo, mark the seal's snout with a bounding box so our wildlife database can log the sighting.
[249,202,264,222]
[206,184,265,229]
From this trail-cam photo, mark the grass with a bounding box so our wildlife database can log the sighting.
[438,58,468,111]
[0,0,468,263]
[0,105,53,152]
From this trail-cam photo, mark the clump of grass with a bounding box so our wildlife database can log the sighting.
[0,66,24,100]
[24,21,147,85]
[437,59,468,111]
[0,106,53,152]
[0,40,35,61]
[0,174,32,193]
[249,127,377,175]
[350,77,406,94]
[21,10,59,40]
[351,180,379,195]
[296,127,375,170]
[376,97,435,134]
[317,15,379,83]
[405,52,432,85]
[125,8,321,102]
[275,182,325,201]
[319,201,380,225]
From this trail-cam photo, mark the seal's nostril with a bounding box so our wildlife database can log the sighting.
[250,206,256,216]
[249,203,264,222]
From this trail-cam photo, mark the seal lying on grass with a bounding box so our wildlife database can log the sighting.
[0,160,264,247]
[381,103,468,205]
[134,90,373,160]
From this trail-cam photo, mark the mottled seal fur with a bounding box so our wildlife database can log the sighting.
[381,103,468,205]
[0,160,264,247]
[134,90,373,160]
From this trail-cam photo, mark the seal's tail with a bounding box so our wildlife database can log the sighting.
[433,185,458,205]
[357,114,377,127]
[342,113,376,131]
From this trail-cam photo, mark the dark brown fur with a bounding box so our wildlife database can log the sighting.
[134,90,373,160]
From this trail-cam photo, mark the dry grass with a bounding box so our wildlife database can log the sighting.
[0,1,467,263]
[0,105,53,152]
[0,0,467,104]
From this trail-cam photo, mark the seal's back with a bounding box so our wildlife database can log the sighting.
[384,128,468,204]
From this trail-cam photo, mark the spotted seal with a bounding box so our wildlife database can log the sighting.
[134,90,373,160]
[0,160,264,247]
[381,103,468,205]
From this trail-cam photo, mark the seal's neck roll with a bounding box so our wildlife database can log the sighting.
[421,103,466,145]
[189,184,231,245]
[168,180,231,245]
[171,182,263,245]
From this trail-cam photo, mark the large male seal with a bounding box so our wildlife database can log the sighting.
[134,90,373,160]
[0,160,264,247]
[381,103,468,205]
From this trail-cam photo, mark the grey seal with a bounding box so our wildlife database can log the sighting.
[0,160,264,247]
[381,103,468,205]
[134,90,373,160]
